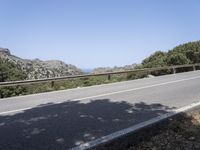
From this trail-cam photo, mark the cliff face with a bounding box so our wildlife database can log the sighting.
[0,48,83,79]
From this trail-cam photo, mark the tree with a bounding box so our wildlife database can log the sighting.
[142,51,167,68]
[141,41,200,68]
[0,58,27,98]
[166,52,190,66]
[0,58,27,81]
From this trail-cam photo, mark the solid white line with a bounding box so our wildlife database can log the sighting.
[0,75,200,115]
[70,100,200,150]
[0,103,56,115]
[0,107,32,115]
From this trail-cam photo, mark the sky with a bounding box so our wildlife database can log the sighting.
[0,0,200,69]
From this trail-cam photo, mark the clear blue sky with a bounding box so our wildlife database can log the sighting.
[0,0,200,69]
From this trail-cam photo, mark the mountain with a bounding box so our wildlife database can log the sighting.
[0,48,83,80]
[92,64,137,74]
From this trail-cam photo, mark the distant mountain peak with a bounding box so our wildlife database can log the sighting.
[0,48,11,55]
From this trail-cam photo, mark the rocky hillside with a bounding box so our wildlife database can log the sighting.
[0,48,83,79]
[92,64,137,74]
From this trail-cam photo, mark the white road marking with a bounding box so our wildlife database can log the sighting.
[70,100,200,150]
[0,75,200,115]
[0,107,32,115]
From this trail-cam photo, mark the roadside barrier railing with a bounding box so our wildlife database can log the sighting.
[0,63,199,87]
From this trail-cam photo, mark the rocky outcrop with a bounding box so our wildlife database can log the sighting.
[0,48,11,55]
[0,48,83,79]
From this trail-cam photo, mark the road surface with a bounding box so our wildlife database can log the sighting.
[0,71,200,150]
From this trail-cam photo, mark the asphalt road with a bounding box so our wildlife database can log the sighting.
[0,71,200,150]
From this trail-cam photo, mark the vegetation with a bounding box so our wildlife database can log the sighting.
[0,58,27,98]
[0,41,200,98]
[0,58,27,82]
[142,41,200,68]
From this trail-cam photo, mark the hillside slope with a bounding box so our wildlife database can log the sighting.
[0,48,83,80]
[142,41,200,68]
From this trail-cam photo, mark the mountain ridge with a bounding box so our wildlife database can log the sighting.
[0,48,83,80]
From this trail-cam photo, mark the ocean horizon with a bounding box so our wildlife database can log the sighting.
[82,68,94,74]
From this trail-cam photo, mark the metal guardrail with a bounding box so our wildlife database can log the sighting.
[0,63,199,87]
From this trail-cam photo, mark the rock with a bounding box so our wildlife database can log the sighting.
[148,74,155,78]
[0,48,11,55]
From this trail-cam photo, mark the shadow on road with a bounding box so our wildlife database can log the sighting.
[0,99,175,150]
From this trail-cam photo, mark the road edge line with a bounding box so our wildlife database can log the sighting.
[70,100,200,150]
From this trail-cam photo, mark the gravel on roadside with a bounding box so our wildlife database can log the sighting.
[94,110,200,150]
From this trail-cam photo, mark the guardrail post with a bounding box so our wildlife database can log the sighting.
[0,73,6,82]
[51,81,54,88]
[0,73,3,82]
[193,65,196,71]
[173,67,176,74]
[108,74,111,80]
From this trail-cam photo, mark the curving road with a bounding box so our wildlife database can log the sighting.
[0,71,200,150]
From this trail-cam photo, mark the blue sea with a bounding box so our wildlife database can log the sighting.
[82,68,94,74]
